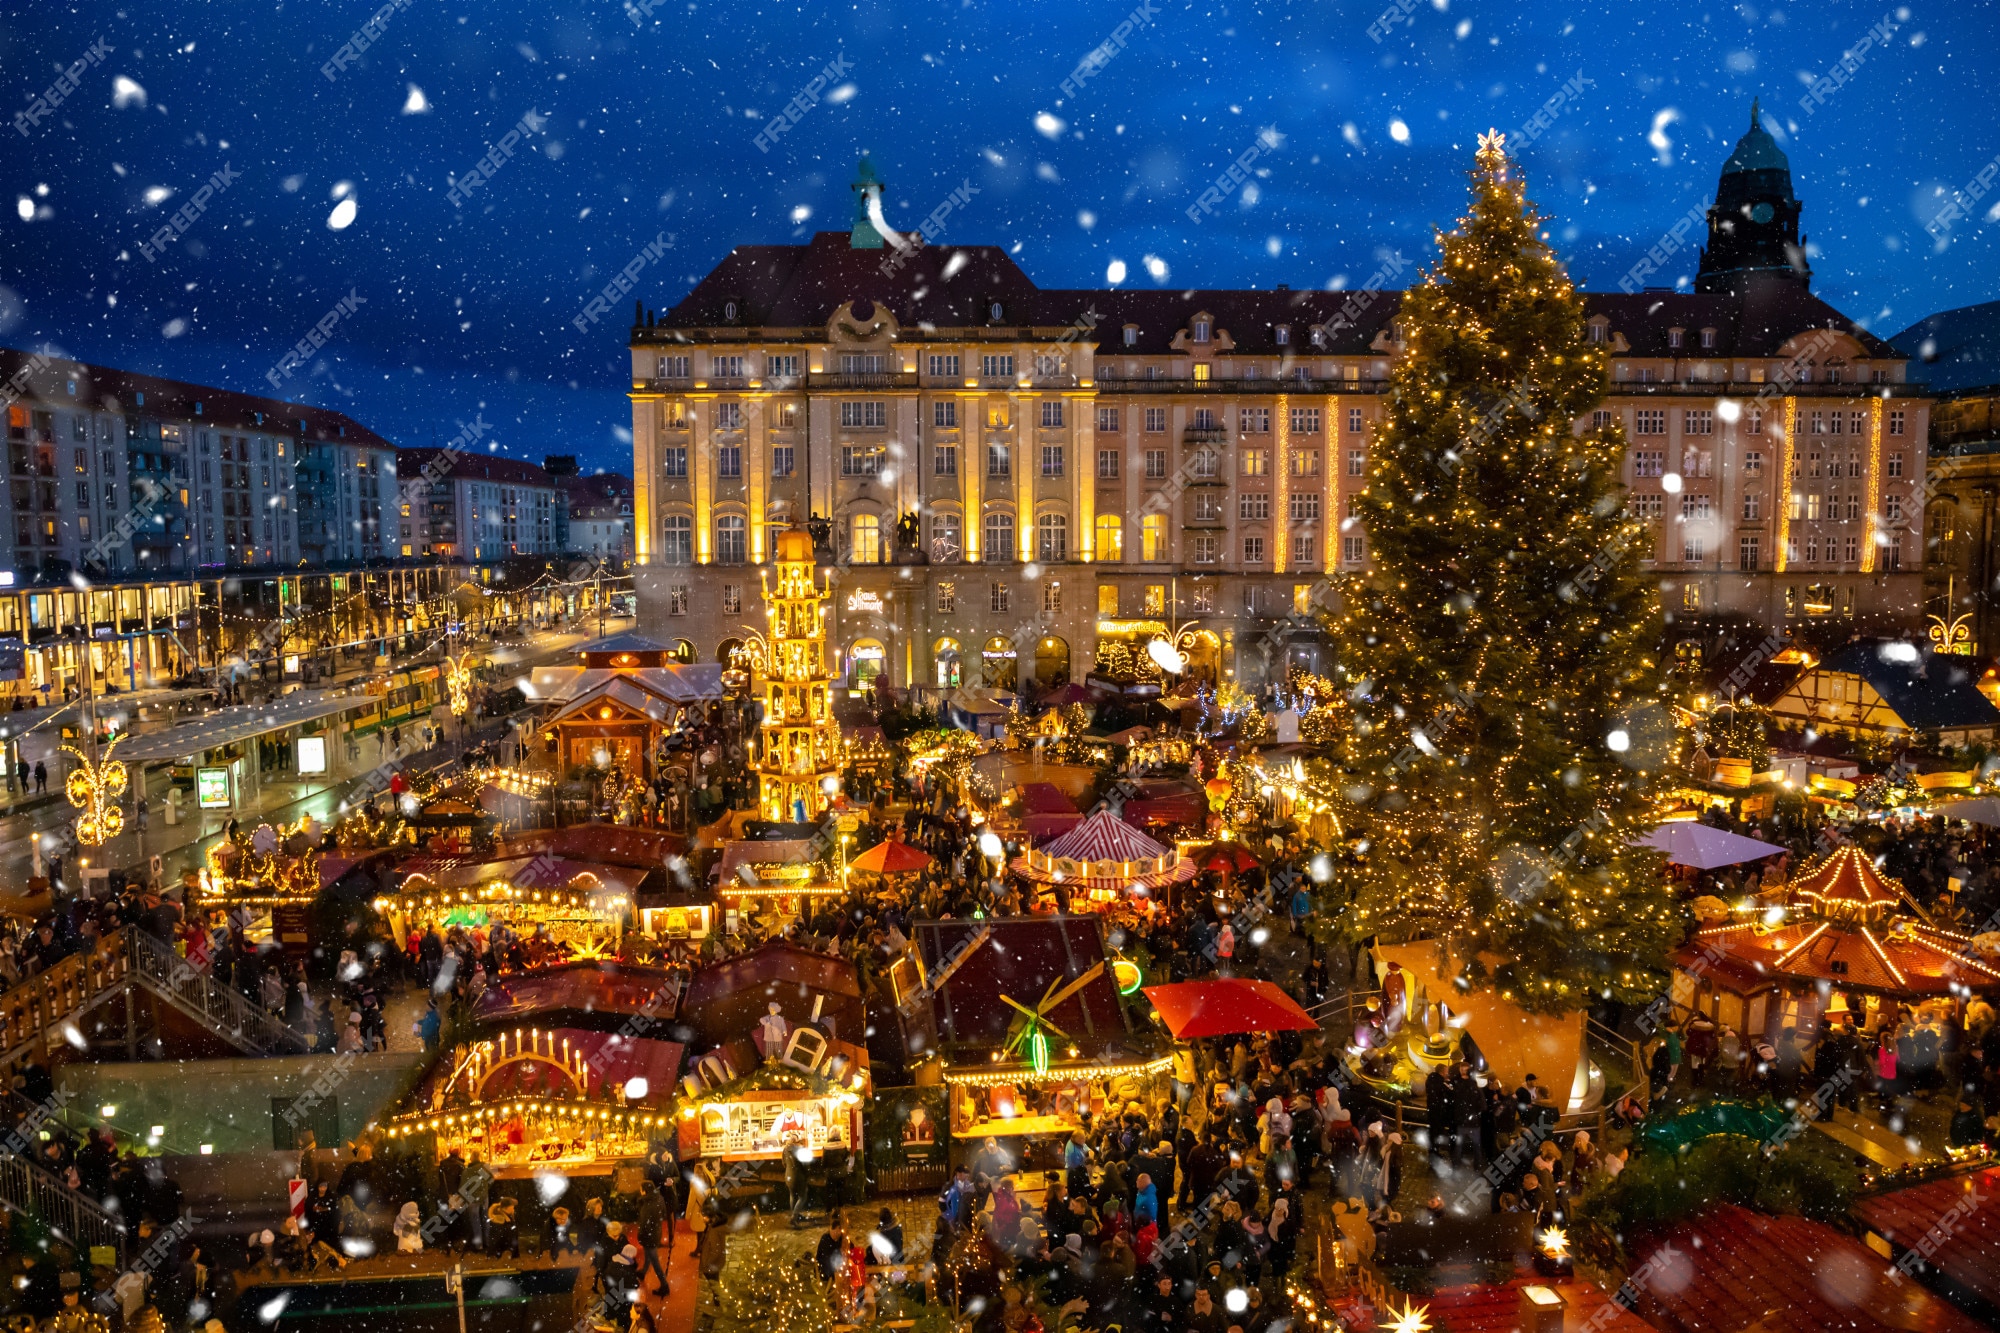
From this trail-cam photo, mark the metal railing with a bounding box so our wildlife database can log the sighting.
[0,940,134,1076]
[0,1151,125,1263]
[124,928,311,1056]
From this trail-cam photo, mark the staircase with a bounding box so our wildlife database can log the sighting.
[0,1091,126,1264]
[0,928,309,1080]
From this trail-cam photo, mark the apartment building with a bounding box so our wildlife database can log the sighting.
[623,113,1920,692]
[0,351,363,578]
[395,450,558,561]
[562,471,635,565]
[298,437,400,565]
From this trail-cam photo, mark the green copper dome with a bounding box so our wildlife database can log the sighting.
[1720,100,1791,176]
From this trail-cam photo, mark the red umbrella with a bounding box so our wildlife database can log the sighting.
[1197,844,1262,875]
[849,839,935,875]
[1142,979,1320,1039]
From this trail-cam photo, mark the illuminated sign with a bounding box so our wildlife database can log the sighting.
[846,590,885,614]
[697,1093,854,1160]
[296,736,328,776]
[197,766,232,810]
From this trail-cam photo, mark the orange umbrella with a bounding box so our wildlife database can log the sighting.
[849,839,934,875]
[1198,844,1262,875]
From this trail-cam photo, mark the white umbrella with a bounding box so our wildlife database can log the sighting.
[1931,796,2000,827]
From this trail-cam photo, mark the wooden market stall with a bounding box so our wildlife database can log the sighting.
[711,836,843,933]
[897,915,1170,1173]
[374,858,631,963]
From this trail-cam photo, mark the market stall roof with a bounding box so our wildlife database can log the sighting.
[1019,782,1082,841]
[1119,782,1208,829]
[1852,1166,2000,1311]
[1420,1276,1655,1333]
[471,963,682,1026]
[1789,844,1929,919]
[399,855,653,898]
[1142,979,1319,1039]
[1041,808,1171,862]
[848,838,933,875]
[680,940,865,1048]
[1013,808,1198,891]
[1629,1204,1989,1333]
[1675,916,2000,996]
[502,825,687,868]
[913,915,1133,1053]
[1633,820,1786,868]
[529,663,725,707]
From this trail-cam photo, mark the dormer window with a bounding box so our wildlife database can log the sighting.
[1275,325,1289,346]
[1668,328,1684,350]
[723,300,739,321]
[989,301,1004,321]
[1193,319,1211,343]
[1700,328,1716,349]
[1310,326,1326,349]
[1588,322,1607,344]
[1124,325,1138,347]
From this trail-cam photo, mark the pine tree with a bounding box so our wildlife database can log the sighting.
[1321,133,1682,1011]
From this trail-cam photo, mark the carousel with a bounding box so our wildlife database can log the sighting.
[1009,808,1197,917]
[1673,844,2000,1042]
[386,1025,679,1178]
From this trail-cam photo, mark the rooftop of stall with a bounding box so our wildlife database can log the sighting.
[679,939,865,1050]
[241,1252,589,1333]
[471,962,685,1031]
[907,915,1137,1062]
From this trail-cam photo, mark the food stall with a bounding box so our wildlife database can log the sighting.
[373,869,629,962]
[386,1024,682,1179]
[712,838,843,933]
[194,819,326,954]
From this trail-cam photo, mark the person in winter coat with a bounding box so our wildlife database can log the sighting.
[486,1197,519,1258]
[394,1202,424,1253]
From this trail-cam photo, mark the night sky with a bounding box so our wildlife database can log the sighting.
[2,1,1994,476]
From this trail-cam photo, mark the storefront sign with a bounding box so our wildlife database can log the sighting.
[697,1094,853,1160]
[845,590,885,614]
[296,736,328,776]
[197,766,232,810]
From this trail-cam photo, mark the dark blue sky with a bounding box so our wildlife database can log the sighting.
[2,1,1993,476]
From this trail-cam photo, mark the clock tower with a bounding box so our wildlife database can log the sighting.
[1695,101,1812,294]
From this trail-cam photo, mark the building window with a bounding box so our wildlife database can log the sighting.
[1291,533,1317,566]
[1243,534,1265,563]
[988,444,1011,478]
[934,401,958,428]
[936,580,956,613]
[1275,324,1290,346]
[1684,409,1713,435]
[716,514,746,564]
[1143,584,1167,615]
[1289,494,1321,522]
[718,445,742,478]
[657,355,690,378]
[1844,535,1859,563]
[722,585,742,614]
[716,403,742,430]
[1682,535,1706,562]
[1233,408,1265,435]
[1097,406,1120,432]
[1289,407,1321,434]
[772,445,795,476]
[981,354,1014,378]
[935,444,958,476]
[984,511,1015,561]
[668,585,689,615]
[1631,409,1664,436]
[1144,408,1167,433]
[841,401,888,428]
[1096,449,1119,479]
[663,447,687,478]
[1123,326,1138,347]
[1190,534,1218,563]
[842,445,884,476]
[1145,450,1167,479]
[1040,401,1064,428]
[850,514,882,563]
[1344,449,1365,478]
[1238,449,1268,477]
[1041,445,1064,477]
[1291,450,1320,477]
[1240,493,1270,520]
[1887,453,1903,478]
[1192,493,1224,522]
[1633,451,1663,478]
[990,581,1010,613]
[928,354,960,378]
[1668,329,1684,350]
[1141,514,1167,561]
[1042,580,1062,613]
[1036,513,1068,561]
[1097,584,1119,615]
[661,514,692,564]
[931,513,962,561]
[1742,492,1761,521]
[1738,535,1760,571]
[1339,535,1364,566]
[1889,409,1905,436]
[1096,514,1124,560]
[1886,494,1904,523]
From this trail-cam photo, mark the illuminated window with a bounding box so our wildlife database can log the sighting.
[850,514,881,563]
[984,511,1014,561]
[1141,515,1167,562]
[1036,513,1068,562]
[1097,584,1119,615]
[1293,583,1312,614]
[1095,514,1123,561]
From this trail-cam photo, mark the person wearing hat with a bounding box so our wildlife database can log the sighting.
[392,1203,424,1254]
[606,1245,639,1307]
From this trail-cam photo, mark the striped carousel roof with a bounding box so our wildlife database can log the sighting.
[1788,844,1929,921]
[1039,808,1171,862]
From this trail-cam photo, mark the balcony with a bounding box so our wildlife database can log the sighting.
[1184,425,1229,445]
[809,371,918,391]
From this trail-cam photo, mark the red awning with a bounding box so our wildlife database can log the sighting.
[1142,979,1319,1039]
[849,838,934,875]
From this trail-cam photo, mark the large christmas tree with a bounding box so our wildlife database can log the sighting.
[1323,132,1681,1010]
